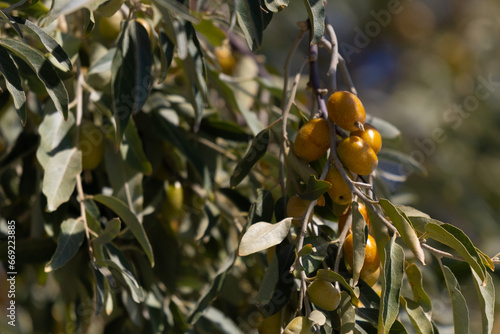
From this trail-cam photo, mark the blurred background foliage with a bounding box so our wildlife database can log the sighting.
[0,0,499,333]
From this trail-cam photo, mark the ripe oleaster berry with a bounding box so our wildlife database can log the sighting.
[293,118,330,162]
[327,91,366,132]
[337,136,378,176]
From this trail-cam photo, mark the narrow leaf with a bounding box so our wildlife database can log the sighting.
[230,128,270,188]
[0,38,68,119]
[400,297,434,334]
[44,0,108,23]
[102,243,144,303]
[338,291,355,334]
[440,264,469,334]
[187,253,236,324]
[93,218,121,245]
[255,251,279,305]
[158,30,175,83]
[236,0,272,50]
[404,264,432,317]
[380,199,425,265]
[352,201,367,285]
[42,148,82,212]
[378,238,405,334]
[238,218,292,256]
[303,0,325,45]
[0,46,26,124]
[93,194,154,266]
[45,218,85,272]
[13,17,72,71]
[425,223,486,283]
[121,119,152,175]
[112,20,153,140]
[299,175,331,201]
[472,271,495,334]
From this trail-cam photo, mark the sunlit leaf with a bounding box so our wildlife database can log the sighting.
[378,237,405,333]
[238,218,292,256]
[472,271,495,334]
[404,264,432,317]
[440,264,469,334]
[425,223,486,283]
[44,0,108,23]
[380,199,425,265]
[93,194,154,266]
[0,46,26,124]
[0,38,68,119]
[400,297,434,334]
[309,310,326,326]
[42,148,81,212]
[230,128,270,188]
[303,0,325,45]
[13,16,72,72]
[235,0,272,50]
[264,0,289,12]
[45,218,85,272]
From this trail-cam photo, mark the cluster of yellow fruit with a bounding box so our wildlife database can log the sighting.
[293,91,382,205]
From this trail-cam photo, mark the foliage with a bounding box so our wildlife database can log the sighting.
[0,0,497,333]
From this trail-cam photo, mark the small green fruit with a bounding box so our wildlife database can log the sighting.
[307,279,341,311]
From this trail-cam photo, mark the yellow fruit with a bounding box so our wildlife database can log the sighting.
[343,234,380,286]
[215,45,236,75]
[283,316,313,334]
[337,136,378,176]
[307,279,341,311]
[166,181,183,212]
[361,266,380,287]
[324,166,352,205]
[350,124,382,154]
[258,310,282,334]
[293,118,330,162]
[338,202,370,235]
[327,91,366,132]
[98,11,123,41]
[287,195,310,218]
[96,0,124,17]
[78,122,105,170]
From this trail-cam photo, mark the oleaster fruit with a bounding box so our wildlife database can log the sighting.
[327,90,366,132]
[293,118,330,162]
[337,136,378,176]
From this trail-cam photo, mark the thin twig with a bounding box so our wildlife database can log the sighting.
[325,17,339,94]
[75,63,95,263]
